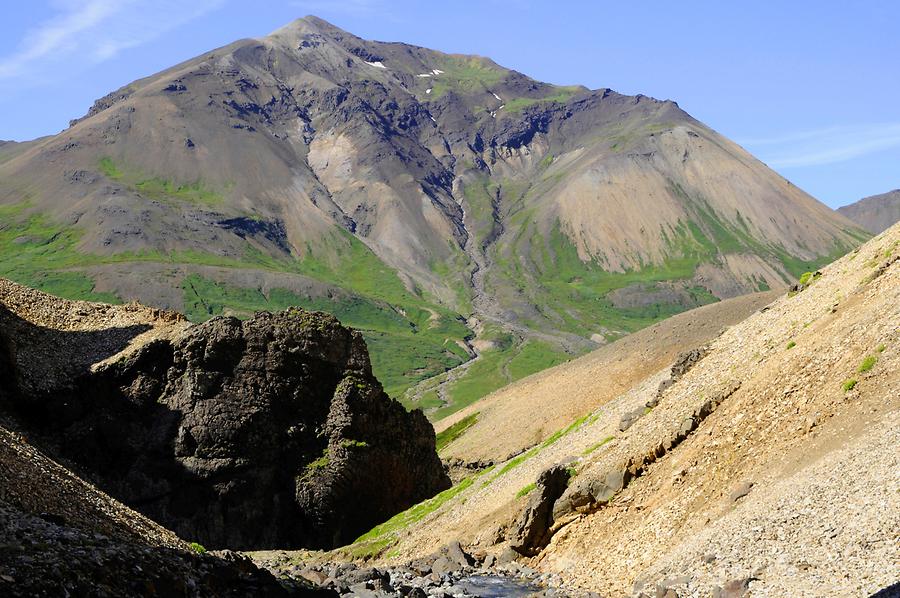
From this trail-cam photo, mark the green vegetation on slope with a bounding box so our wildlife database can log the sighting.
[428,56,506,99]
[435,412,479,453]
[0,199,472,401]
[491,185,861,342]
[0,203,120,303]
[346,476,476,558]
[434,338,568,420]
[503,86,581,113]
[342,407,600,558]
[100,157,225,206]
[498,220,719,338]
[1,150,867,421]
[516,482,536,498]
[857,355,877,373]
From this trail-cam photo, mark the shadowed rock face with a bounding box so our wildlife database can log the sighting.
[0,302,449,550]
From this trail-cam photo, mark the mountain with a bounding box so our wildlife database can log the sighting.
[0,16,868,414]
[333,221,900,597]
[0,279,448,551]
[838,189,900,234]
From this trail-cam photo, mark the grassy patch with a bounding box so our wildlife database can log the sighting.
[539,413,591,450]
[798,271,821,286]
[135,178,223,206]
[506,340,570,381]
[435,412,479,453]
[349,477,476,555]
[340,439,369,449]
[857,355,877,373]
[582,436,614,456]
[98,157,225,206]
[340,535,396,560]
[503,86,581,113]
[877,344,887,353]
[489,446,540,482]
[188,542,207,554]
[0,205,121,303]
[306,452,330,471]
[516,483,536,498]
[98,156,123,179]
[434,337,567,420]
[786,341,796,350]
[842,379,858,392]
[428,56,507,99]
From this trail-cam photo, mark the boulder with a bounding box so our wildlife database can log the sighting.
[498,546,521,564]
[670,348,708,378]
[430,556,454,576]
[729,481,754,502]
[619,407,645,431]
[443,540,474,569]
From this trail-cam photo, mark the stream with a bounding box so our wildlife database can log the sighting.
[455,574,545,597]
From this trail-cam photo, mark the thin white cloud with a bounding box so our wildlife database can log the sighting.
[0,0,226,83]
[740,123,900,168]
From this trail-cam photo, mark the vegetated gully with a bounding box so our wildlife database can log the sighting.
[407,175,580,413]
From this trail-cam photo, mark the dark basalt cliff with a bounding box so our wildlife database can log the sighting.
[0,290,450,550]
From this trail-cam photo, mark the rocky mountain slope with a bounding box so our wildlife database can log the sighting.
[0,16,868,414]
[329,222,900,597]
[838,189,900,234]
[0,279,448,551]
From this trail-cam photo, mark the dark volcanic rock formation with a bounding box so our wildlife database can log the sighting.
[0,413,334,597]
[0,281,450,550]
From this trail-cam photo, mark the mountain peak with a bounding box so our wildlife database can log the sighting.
[267,15,353,41]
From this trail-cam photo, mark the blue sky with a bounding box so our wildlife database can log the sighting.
[1,1,897,208]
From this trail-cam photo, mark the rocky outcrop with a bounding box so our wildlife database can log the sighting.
[508,465,571,556]
[553,381,741,522]
[0,284,450,550]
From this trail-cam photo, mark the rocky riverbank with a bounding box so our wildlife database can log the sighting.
[254,541,597,597]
